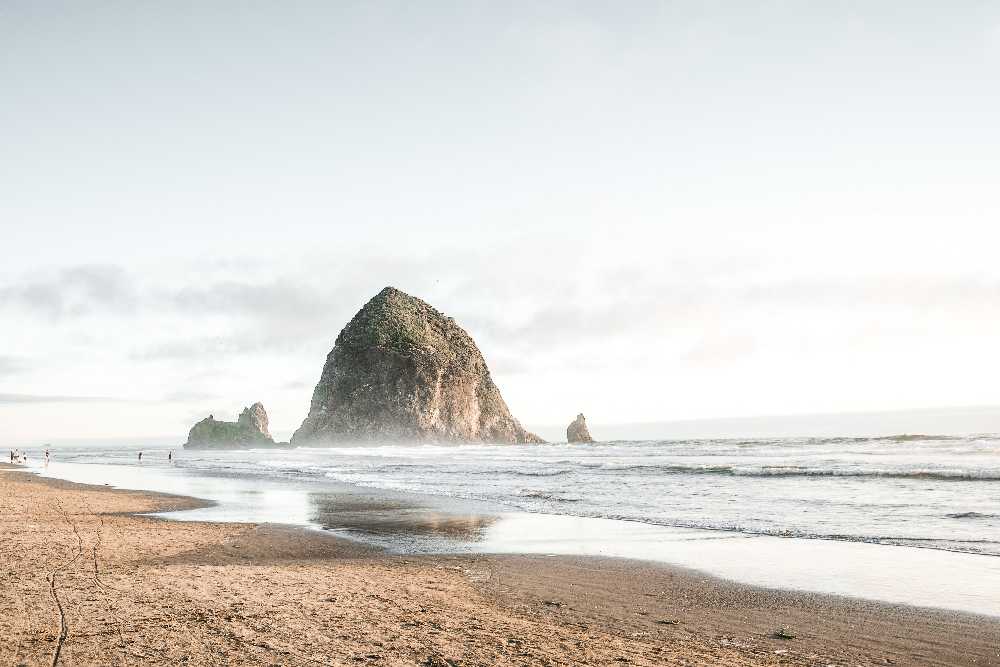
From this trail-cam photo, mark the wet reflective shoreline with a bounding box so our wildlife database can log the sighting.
[21,458,1000,618]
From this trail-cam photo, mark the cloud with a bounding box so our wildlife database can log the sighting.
[130,277,378,362]
[131,330,310,362]
[0,393,133,404]
[8,259,1000,377]
[466,274,1000,351]
[463,292,692,349]
[282,379,312,390]
[167,280,325,321]
[0,356,29,375]
[161,389,220,403]
[0,265,136,320]
[683,334,757,366]
[133,336,256,362]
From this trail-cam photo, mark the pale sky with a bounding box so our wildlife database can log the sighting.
[2,2,1000,443]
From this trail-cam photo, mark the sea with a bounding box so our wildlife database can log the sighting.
[14,434,1000,616]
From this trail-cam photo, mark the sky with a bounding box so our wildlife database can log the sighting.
[2,1,1000,443]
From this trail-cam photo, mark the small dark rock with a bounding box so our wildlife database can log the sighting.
[566,413,595,443]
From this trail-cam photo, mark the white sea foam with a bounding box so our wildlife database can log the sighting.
[30,434,1000,556]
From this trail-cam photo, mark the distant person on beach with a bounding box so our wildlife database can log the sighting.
[168,450,172,462]
[138,451,143,462]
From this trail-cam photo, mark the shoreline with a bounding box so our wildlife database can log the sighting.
[2,464,998,665]
[28,457,1000,617]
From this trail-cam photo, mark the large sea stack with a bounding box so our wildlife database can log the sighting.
[291,287,544,445]
[184,402,275,449]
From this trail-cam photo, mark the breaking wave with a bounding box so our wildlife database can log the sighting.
[590,463,1000,481]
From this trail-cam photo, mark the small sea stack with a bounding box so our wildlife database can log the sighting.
[292,286,544,445]
[184,402,275,449]
[566,413,595,443]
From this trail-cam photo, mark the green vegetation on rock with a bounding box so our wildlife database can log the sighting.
[292,287,543,445]
[184,402,274,449]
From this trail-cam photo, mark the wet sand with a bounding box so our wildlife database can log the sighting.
[1,463,998,666]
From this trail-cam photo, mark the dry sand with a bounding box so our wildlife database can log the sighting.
[1,464,997,666]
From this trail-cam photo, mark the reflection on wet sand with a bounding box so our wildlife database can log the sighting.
[308,491,497,542]
[33,460,1000,616]
[33,462,503,552]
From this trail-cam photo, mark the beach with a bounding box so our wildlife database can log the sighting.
[2,464,997,666]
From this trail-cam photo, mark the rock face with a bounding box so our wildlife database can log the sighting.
[184,402,275,449]
[238,402,271,439]
[566,413,594,443]
[292,287,544,445]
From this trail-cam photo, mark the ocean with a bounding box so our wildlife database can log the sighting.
[17,434,1000,616]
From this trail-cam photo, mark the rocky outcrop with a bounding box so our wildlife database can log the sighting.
[184,402,275,449]
[238,402,271,439]
[292,286,544,445]
[566,413,594,443]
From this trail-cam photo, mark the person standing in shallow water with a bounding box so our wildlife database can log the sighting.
[138,451,142,462]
